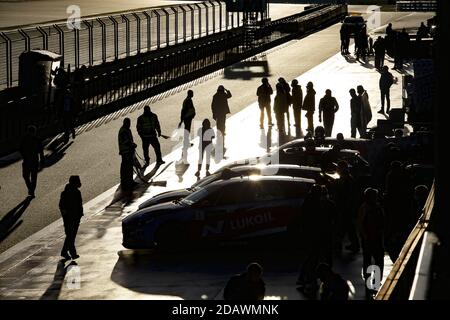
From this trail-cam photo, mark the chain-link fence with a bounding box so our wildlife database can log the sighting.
[0,1,268,89]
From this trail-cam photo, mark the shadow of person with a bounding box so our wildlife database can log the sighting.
[344,55,358,64]
[40,260,77,300]
[0,197,33,242]
[259,127,273,153]
[175,160,190,183]
[43,141,74,168]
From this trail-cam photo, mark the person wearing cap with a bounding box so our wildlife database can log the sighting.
[59,175,83,260]
[224,263,266,300]
[211,85,232,151]
[256,78,273,129]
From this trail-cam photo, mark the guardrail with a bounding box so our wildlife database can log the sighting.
[396,1,437,11]
[375,181,435,300]
[0,1,263,90]
[0,4,347,156]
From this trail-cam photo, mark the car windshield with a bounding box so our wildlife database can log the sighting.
[344,16,364,23]
[179,187,209,206]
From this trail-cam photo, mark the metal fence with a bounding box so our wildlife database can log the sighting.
[396,1,437,11]
[0,0,263,89]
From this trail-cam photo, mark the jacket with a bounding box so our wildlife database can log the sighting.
[118,126,135,155]
[211,91,232,119]
[137,112,161,138]
[59,184,83,219]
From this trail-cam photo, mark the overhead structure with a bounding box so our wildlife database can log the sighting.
[226,0,269,48]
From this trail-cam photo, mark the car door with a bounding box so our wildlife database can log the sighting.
[191,183,248,242]
[226,180,306,241]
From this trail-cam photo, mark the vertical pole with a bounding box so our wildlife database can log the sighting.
[164,9,170,46]
[143,12,151,51]
[0,32,12,88]
[122,15,130,57]
[18,29,30,51]
[132,13,141,54]
[173,7,179,44]
[36,26,49,50]
[74,27,80,68]
[96,18,106,63]
[54,24,65,67]
[156,11,161,49]
[83,21,93,66]
[108,16,119,60]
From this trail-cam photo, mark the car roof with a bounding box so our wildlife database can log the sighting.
[281,137,369,149]
[229,164,322,172]
[207,175,316,188]
[344,15,365,21]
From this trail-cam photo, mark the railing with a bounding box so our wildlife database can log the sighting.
[396,1,437,12]
[0,4,347,156]
[0,1,262,90]
[375,181,435,300]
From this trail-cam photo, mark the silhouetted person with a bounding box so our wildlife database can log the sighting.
[384,161,413,261]
[224,263,265,300]
[340,24,350,54]
[356,27,368,62]
[136,106,164,166]
[416,22,429,41]
[274,82,288,136]
[278,77,292,127]
[394,30,409,70]
[303,82,316,134]
[291,79,303,129]
[316,263,350,300]
[368,35,374,55]
[373,36,386,70]
[212,85,232,151]
[335,161,360,253]
[256,78,273,129]
[295,185,336,296]
[349,89,364,138]
[60,88,76,144]
[19,125,44,198]
[118,118,137,192]
[179,90,196,161]
[385,24,395,56]
[357,85,372,136]
[378,66,394,114]
[357,188,385,299]
[319,89,339,137]
[195,119,215,178]
[59,175,83,260]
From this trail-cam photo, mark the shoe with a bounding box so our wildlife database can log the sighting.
[28,191,35,198]
[195,171,200,177]
[157,160,165,165]
[71,254,80,260]
[268,123,274,126]
[377,109,384,114]
[260,125,264,129]
[205,171,211,176]
[61,254,71,260]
